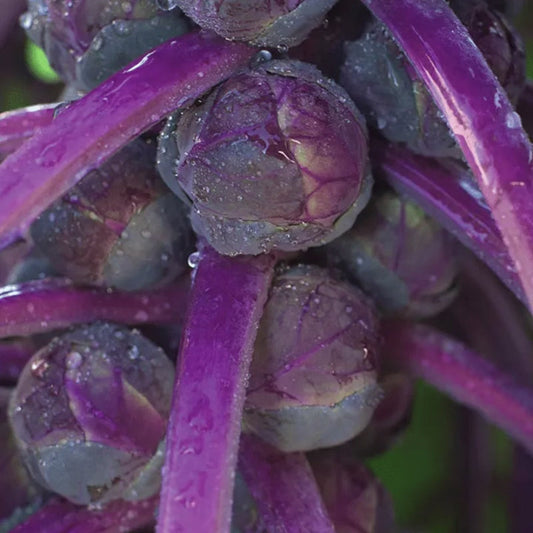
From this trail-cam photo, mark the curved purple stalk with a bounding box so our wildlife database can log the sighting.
[382,320,533,455]
[0,276,189,338]
[362,0,533,310]
[0,104,56,159]
[373,140,526,305]
[157,247,276,533]
[11,496,158,533]
[0,31,255,248]
[238,434,335,533]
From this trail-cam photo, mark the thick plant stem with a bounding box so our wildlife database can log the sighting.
[362,0,533,310]
[382,320,533,455]
[11,497,158,533]
[374,140,526,306]
[0,276,189,338]
[0,31,254,248]
[239,434,335,533]
[0,104,56,158]
[157,248,276,533]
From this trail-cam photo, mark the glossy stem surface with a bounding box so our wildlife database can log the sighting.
[0,31,255,248]
[0,104,56,159]
[158,248,276,533]
[0,276,189,338]
[382,320,533,455]
[239,434,335,533]
[375,140,526,306]
[11,497,158,533]
[362,0,533,310]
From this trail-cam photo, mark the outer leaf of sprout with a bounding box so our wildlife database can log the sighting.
[8,323,174,505]
[244,265,381,452]
[176,0,337,48]
[30,140,193,291]
[325,190,458,318]
[160,59,371,256]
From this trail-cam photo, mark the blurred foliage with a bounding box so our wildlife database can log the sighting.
[25,41,59,84]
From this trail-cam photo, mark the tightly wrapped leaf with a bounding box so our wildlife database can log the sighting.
[325,190,458,318]
[244,265,381,452]
[158,60,371,256]
[22,0,190,89]
[31,139,193,291]
[8,322,174,505]
[174,0,337,48]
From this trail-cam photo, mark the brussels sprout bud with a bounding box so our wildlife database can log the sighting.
[340,1,525,157]
[325,190,458,318]
[175,0,337,48]
[244,265,381,453]
[31,140,193,291]
[159,60,371,256]
[309,450,396,533]
[0,388,40,523]
[8,322,174,505]
[22,0,190,89]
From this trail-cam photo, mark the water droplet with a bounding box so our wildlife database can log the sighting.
[188,251,200,268]
[20,12,33,30]
[66,351,83,369]
[156,0,179,10]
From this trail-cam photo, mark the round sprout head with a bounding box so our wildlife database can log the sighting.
[325,190,458,318]
[8,323,175,505]
[244,265,381,452]
[158,60,371,256]
[31,140,193,291]
[175,0,337,48]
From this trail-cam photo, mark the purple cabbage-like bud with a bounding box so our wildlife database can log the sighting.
[174,0,337,48]
[340,1,525,157]
[8,322,174,505]
[22,0,190,89]
[244,265,381,452]
[309,450,397,533]
[30,139,193,291]
[325,190,458,318]
[0,388,41,524]
[158,60,371,256]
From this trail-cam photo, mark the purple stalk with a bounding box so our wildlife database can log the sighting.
[0,31,255,248]
[11,496,158,533]
[157,247,276,533]
[0,104,56,159]
[382,320,533,455]
[373,140,526,305]
[238,433,335,533]
[362,0,533,310]
[0,276,189,338]
[0,341,34,382]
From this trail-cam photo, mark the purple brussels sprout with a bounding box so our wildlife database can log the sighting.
[173,0,337,48]
[30,139,193,291]
[243,265,381,453]
[22,0,190,89]
[158,60,371,256]
[325,190,458,318]
[0,388,41,526]
[8,322,174,506]
[340,0,525,157]
[309,450,397,533]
